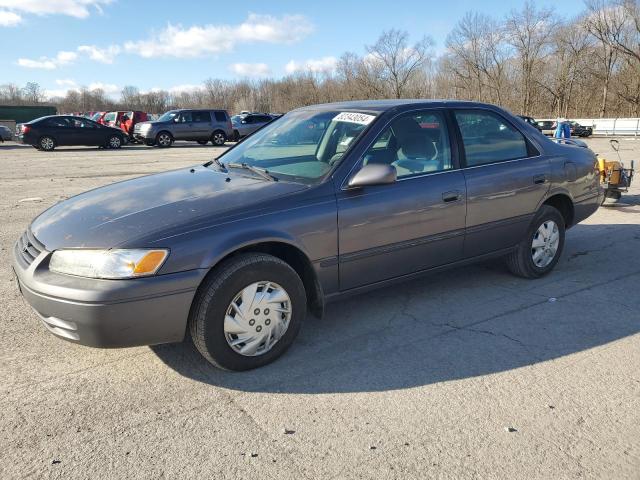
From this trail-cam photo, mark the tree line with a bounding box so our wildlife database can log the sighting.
[2,0,639,119]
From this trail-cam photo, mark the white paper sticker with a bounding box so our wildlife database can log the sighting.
[332,112,376,125]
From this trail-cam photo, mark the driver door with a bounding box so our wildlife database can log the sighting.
[336,109,467,290]
[173,111,193,140]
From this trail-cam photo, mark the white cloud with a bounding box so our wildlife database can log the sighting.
[285,56,337,74]
[124,13,313,58]
[18,50,77,69]
[0,0,112,18]
[44,80,119,99]
[78,44,120,64]
[168,84,204,94]
[18,44,120,69]
[229,62,270,77]
[88,82,119,94]
[0,9,21,26]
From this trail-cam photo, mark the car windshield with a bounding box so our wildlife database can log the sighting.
[215,110,377,183]
[158,111,179,122]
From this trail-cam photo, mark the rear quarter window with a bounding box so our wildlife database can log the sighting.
[214,111,227,122]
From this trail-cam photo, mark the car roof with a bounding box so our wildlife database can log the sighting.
[291,99,504,113]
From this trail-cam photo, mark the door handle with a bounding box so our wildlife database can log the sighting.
[533,174,547,184]
[442,190,461,203]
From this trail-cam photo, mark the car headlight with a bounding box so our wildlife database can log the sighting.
[49,249,169,279]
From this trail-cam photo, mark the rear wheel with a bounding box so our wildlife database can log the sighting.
[156,132,173,148]
[189,253,306,371]
[39,136,55,151]
[211,130,226,146]
[505,205,565,278]
[107,135,122,149]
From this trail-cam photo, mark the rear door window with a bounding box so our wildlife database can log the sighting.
[44,117,70,128]
[192,111,211,123]
[454,110,529,167]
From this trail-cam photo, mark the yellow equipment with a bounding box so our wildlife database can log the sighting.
[597,140,634,205]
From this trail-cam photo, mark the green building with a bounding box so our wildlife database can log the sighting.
[0,105,57,123]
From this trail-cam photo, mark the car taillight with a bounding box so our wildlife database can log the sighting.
[22,125,31,134]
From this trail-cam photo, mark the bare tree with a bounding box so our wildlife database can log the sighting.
[505,1,558,114]
[365,29,434,98]
[446,12,510,104]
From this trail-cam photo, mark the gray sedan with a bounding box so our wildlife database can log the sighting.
[0,125,13,141]
[12,100,601,371]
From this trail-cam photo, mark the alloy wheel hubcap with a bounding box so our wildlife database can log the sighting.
[110,137,120,148]
[213,134,224,144]
[224,281,292,357]
[531,220,559,268]
[42,138,53,149]
[159,135,170,146]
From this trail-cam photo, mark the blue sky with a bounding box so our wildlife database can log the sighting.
[0,0,586,99]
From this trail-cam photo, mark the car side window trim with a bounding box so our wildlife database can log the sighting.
[451,108,541,169]
[339,107,461,190]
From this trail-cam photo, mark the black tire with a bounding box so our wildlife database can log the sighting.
[145,139,155,147]
[211,130,227,146]
[233,129,240,142]
[39,136,55,151]
[505,205,565,279]
[197,140,209,145]
[155,131,173,148]
[107,135,123,149]
[189,253,306,371]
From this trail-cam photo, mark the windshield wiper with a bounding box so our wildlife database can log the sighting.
[227,162,277,181]
[203,157,227,172]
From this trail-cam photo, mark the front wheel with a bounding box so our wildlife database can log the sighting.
[505,205,565,278]
[156,132,173,148]
[107,135,122,149]
[189,253,306,371]
[211,130,227,146]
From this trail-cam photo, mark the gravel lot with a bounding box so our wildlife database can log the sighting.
[1,138,639,479]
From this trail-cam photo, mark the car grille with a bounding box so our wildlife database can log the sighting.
[15,229,45,268]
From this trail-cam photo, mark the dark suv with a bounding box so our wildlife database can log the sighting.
[13,100,601,371]
[134,109,233,147]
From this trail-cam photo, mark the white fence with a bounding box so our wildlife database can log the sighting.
[539,118,640,136]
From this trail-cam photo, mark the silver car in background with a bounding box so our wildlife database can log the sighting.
[232,113,274,140]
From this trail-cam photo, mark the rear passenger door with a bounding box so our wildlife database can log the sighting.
[453,109,550,258]
[44,117,73,145]
[192,111,212,140]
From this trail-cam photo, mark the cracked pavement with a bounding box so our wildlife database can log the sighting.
[0,138,639,479]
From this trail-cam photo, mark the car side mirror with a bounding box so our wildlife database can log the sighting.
[348,163,397,188]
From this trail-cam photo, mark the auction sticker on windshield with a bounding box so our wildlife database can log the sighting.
[333,112,376,125]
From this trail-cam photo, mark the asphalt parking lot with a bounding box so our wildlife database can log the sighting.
[0,138,639,479]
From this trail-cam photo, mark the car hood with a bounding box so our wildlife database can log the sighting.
[139,120,169,128]
[31,166,307,250]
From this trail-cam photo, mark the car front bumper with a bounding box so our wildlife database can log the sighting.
[12,231,207,348]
